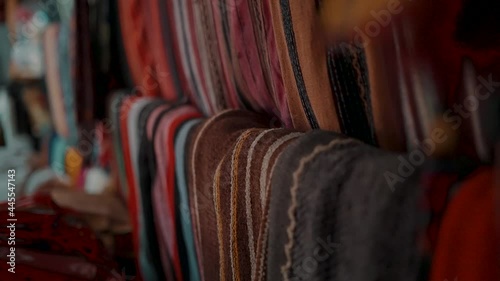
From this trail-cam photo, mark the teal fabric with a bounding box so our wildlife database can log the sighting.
[175,118,202,281]
[56,0,74,22]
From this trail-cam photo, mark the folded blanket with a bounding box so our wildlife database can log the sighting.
[142,0,184,100]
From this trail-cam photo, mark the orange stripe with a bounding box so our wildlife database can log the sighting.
[213,163,225,281]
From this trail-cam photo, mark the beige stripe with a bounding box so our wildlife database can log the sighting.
[349,44,368,108]
[256,130,300,279]
[281,138,358,280]
[256,133,302,280]
[230,130,254,281]
[213,162,225,281]
[260,133,303,209]
[244,129,277,281]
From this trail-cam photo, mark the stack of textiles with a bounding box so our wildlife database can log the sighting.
[117,0,379,142]
[0,193,119,280]
[118,0,500,157]
[111,0,500,280]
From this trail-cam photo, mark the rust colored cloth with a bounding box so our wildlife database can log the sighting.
[430,168,500,281]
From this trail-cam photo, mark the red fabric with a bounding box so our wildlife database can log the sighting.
[430,168,500,281]
[231,0,274,113]
[144,0,178,100]
[118,0,158,97]
[166,0,197,103]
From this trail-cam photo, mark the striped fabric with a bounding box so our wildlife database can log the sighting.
[327,45,377,146]
[110,92,130,198]
[266,131,422,281]
[124,97,158,280]
[252,0,292,128]
[212,129,302,281]
[58,16,79,147]
[117,0,159,97]
[269,0,340,131]
[110,97,498,281]
[174,119,203,281]
[187,110,271,281]
[172,0,210,114]
[185,110,302,281]
[117,0,325,128]
[107,2,500,281]
[229,0,274,116]
[143,0,184,101]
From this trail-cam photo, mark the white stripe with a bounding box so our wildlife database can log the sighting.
[244,129,277,281]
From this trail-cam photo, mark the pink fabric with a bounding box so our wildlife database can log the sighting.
[231,0,274,114]
[262,0,291,127]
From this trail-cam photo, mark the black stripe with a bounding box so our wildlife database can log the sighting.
[327,45,377,145]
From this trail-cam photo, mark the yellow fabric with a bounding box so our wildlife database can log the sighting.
[65,147,83,185]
